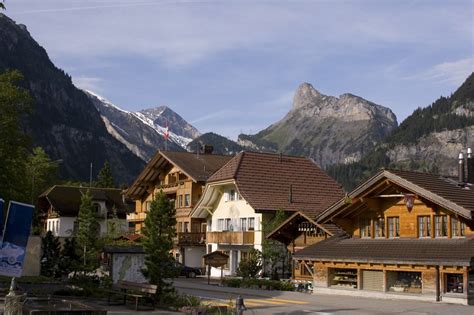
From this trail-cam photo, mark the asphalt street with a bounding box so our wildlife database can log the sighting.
[173,278,474,315]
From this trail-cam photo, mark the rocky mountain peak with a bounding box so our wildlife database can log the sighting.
[292,82,323,110]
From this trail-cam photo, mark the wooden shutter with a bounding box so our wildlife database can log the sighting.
[362,270,383,291]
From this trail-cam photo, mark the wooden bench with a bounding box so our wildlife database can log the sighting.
[106,280,157,311]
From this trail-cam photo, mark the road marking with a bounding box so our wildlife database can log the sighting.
[269,298,309,305]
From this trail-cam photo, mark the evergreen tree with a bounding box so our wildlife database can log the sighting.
[59,237,82,277]
[95,160,116,188]
[41,231,61,278]
[0,70,32,204]
[107,205,121,239]
[77,190,99,268]
[141,191,178,300]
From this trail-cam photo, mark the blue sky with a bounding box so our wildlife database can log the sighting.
[6,0,474,139]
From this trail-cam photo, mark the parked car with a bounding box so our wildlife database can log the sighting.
[175,262,202,278]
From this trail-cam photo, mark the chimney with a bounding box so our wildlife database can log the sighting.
[458,152,465,183]
[279,153,283,163]
[467,148,474,184]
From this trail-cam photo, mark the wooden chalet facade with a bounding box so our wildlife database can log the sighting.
[191,151,344,277]
[124,150,231,269]
[293,166,474,305]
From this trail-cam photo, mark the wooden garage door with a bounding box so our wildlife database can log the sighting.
[362,270,383,291]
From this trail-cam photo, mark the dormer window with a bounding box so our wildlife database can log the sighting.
[229,189,236,201]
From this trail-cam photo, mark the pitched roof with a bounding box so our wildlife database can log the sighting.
[208,151,344,217]
[294,234,474,266]
[125,151,232,199]
[38,185,131,217]
[318,168,474,223]
[266,211,346,244]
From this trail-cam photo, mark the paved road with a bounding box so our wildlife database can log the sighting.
[173,278,474,315]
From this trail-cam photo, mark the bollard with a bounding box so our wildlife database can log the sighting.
[235,295,247,315]
[4,278,26,315]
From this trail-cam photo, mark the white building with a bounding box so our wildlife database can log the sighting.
[38,185,130,238]
[191,151,343,277]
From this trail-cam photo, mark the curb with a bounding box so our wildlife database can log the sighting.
[173,282,275,298]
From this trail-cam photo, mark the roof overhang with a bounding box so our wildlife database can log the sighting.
[292,256,472,267]
[190,179,236,218]
[317,169,473,223]
[266,211,335,244]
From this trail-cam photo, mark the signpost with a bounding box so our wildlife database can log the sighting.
[203,251,229,285]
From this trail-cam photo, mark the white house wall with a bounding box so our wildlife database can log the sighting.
[207,184,263,277]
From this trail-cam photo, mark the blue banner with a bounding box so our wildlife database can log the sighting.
[0,201,34,277]
[0,199,3,237]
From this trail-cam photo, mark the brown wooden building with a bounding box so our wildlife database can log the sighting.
[293,168,474,304]
[124,150,231,269]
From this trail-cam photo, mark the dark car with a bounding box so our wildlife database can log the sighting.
[175,262,202,278]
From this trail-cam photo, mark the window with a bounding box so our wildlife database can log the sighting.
[451,217,466,237]
[224,218,232,231]
[184,194,190,207]
[178,195,183,208]
[145,201,151,212]
[178,222,183,233]
[446,274,463,293]
[222,250,230,269]
[240,251,249,262]
[374,218,385,238]
[229,189,236,201]
[240,218,247,231]
[418,216,431,238]
[359,218,371,238]
[435,215,448,237]
[248,217,255,230]
[388,217,400,238]
[184,222,189,233]
[217,219,224,231]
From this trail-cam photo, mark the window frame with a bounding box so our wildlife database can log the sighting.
[387,217,400,238]
[417,215,431,238]
[435,215,448,238]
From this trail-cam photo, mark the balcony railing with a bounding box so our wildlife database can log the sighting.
[176,232,206,246]
[206,231,255,245]
[127,212,147,222]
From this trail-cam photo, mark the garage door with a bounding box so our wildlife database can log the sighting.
[362,270,383,291]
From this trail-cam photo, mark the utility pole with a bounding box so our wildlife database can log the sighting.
[89,162,93,187]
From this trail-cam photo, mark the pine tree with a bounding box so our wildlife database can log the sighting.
[77,190,99,268]
[59,237,81,277]
[95,160,116,188]
[41,231,61,278]
[237,248,262,278]
[141,190,178,300]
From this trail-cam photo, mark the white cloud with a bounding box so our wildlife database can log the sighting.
[405,58,474,86]
[72,76,104,93]
[8,1,471,68]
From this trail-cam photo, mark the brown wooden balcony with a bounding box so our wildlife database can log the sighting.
[206,231,255,245]
[176,232,206,246]
[127,212,147,222]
